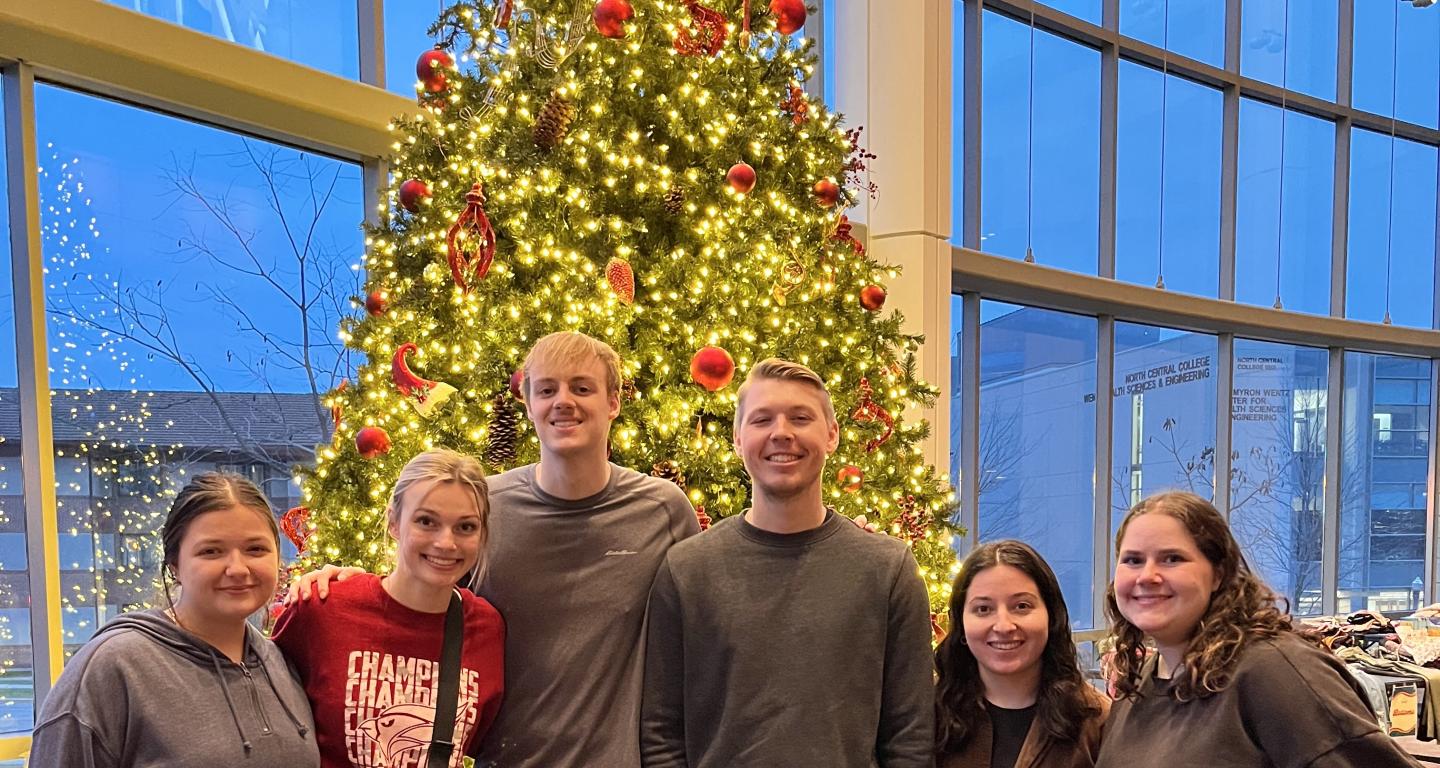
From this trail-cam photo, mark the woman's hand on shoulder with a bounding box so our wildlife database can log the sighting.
[283,564,368,604]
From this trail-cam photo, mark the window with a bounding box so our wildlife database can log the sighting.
[1346,129,1437,329]
[1120,0,1225,68]
[37,87,362,647]
[1236,101,1335,315]
[1037,0,1100,25]
[1117,63,1223,296]
[978,302,1097,626]
[1340,353,1432,610]
[385,1,445,97]
[981,12,1101,274]
[1241,0,1338,102]
[1230,340,1329,615]
[1111,324,1219,532]
[1352,0,1439,130]
[106,0,359,80]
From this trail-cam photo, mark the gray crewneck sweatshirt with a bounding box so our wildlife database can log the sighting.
[641,510,936,768]
[30,608,318,768]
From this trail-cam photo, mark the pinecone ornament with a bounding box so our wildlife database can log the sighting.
[663,184,685,214]
[651,460,687,490]
[606,258,635,304]
[485,394,519,467]
[533,91,577,149]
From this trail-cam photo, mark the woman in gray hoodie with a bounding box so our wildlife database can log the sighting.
[29,473,318,768]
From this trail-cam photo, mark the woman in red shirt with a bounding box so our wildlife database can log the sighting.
[275,448,504,768]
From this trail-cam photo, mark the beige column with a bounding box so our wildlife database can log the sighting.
[832,0,953,471]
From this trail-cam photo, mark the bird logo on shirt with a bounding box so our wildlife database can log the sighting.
[359,702,441,766]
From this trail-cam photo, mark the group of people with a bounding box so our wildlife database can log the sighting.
[22,331,1426,768]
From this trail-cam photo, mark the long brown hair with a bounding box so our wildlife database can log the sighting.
[1105,491,1292,700]
[935,540,1100,753]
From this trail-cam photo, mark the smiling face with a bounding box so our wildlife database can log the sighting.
[733,377,839,503]
[1114,512,1221,665]
[172,504,280,627]
[962,563,1049,694]
[524,354,621,461]
[388,480,485,593]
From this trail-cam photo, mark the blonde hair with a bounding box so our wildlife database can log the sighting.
[522,332,623,399]
[386,448,492,588]
[733,357,836,432]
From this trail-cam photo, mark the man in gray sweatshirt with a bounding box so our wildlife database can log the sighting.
[640,358,935,768]
[292,332,699,768]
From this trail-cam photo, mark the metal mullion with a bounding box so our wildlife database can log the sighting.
[1321,347,1344,617]
[1426,360,1439,603]
[1219,79,1239,301]
[961,0,982,251]
[958,291,981,551]
[1224,0,1240,73]
[1331,119,1350,319]
[1098,38,1117,279]
[1093,315,1115,629]
[358,0,384,89]
[4,62,63,713]
[1336,0,1353,109]
[1215,333,1235,516]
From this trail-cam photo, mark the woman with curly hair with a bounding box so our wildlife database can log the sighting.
[1096,491,1418,767]
[936,540,1108,768]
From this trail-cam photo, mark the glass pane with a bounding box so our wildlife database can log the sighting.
[1241,0,1339,102]
[981,12,1101,274]
[1117,63,1222,296]
[978,302,1097,627]
[952,1,966,247]
[823,0,838,109]
[1230,340,1328,616]
[1111,324,1219,535]
[1236,100,1335,315]
[384,1,445,97]
[0,78,33,734]
[37,86,363,650]
[1038,0,1101,24]
[1341,352,1431,612]
[1352,0,1440,130]
[1346,129,1438,329]
[1120,0,1225,68]
[106,0,359,80]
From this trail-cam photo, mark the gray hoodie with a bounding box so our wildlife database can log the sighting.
[29,608,318,768]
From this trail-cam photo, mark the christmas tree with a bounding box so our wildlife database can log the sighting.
[297,0,960,610]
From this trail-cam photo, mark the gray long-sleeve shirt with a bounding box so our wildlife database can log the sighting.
[641,510,936,768]
[475,462,699,768]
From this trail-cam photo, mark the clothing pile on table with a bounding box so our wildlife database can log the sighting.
[1304,609,1440,741]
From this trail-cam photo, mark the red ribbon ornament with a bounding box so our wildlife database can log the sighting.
[446,183,497,291]
[851,377,894,452]
[496,0,512,29]
[674,0,728,56]
[280,506,313,553]
[831,214,865,255]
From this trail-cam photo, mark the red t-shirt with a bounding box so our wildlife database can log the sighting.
[273,574,504,768]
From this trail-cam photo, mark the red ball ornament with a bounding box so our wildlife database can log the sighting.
[398,179,431,213]
[837,464,864,493]
[813,178,841,208]
[364,291,388,317]
[509,368,525,400]
[859,284,887,311]
[355,426,391,458]
[726,162,757,194]
[593,0,634,38]
[690,345,736,392]
[415,48,453,92]
[770,0,806,35]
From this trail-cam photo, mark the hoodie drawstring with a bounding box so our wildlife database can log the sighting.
[255,654,311,739]
[207,648,254,754]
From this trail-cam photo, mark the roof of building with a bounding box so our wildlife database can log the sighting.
[0,387,327,451]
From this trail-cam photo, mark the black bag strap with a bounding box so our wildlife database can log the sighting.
[428,590,465,768]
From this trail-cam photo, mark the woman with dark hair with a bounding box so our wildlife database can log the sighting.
[1096,491,1418,767]
[936,539,1108,768]
[30,472,318,768]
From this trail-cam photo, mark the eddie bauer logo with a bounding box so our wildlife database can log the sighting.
[605,549,638,556]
